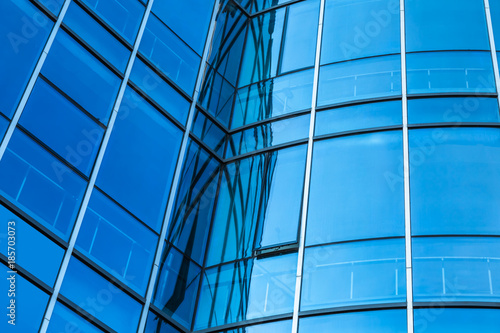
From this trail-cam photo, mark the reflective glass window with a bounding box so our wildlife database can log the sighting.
[140,15,200,94]
[0,273,48,332]
[144,311,181,333]
[413,237,500,302]
[307,131,404,246]
[315,100,402,136]
[0,0,52,118]
[0,115,8,137]
[0,204,64,287]
[130,58,190,125]
[48,302,103,333]
[299,309,407,333]
[64,2,130,72]
[152,0,214,54]
[409,127,500,236]
[414,308,500,333]
[39,0,64,16]
[195,253,297,330]
[322,0,400,64]
[301,239,406,311]
[405,0,489,52]
[0,130,86,240]
[280,0,319,73]
[406,51,495,95]
[42,29,121,123]
[491,0,500,47]
[76,189,156,295]
[227,114,310,158]
[61,257,141,333]
[238,8,286,87]
[232,69,314,129]
[252,0,289,13]
[408,97,500,125]
[80,0,144,44]
[153,246,201,328]
[20,78,104,175]
[218,320,292,333]
[97,88,183,231]
[198,66,235,128]
[318,55,401,107]
[192,110,227,156]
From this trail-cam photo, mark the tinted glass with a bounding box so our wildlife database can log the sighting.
[198,66,235,128]
[39,0,64,16]
[0,115,8,137]
[144,311,181,333]
[48,302,103,333]
[307,131,404,246]
[192,110,227,156]
[409,127,500,235]
[414,308,500,333]
[491,0,500,47]
[218,320,292,333]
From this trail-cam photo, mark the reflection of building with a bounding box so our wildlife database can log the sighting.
[1,0,500,332]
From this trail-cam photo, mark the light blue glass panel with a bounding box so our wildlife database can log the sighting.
[0,130,86,240]
[152,0,214,54]
[0,273,48,332]
[232,69,314,128]
[80,0,144,43]
[252,0,289,13]
[281,0,319,73]
[315,100,402,136]
[140,15,200,94]
[42,29,121,123]
[414,308,500,333]
[76,189,156,295]
[97,88,183,231]
[0,0,52,118]
[130,58,190,125]
[317,55,401,107]
[192,110,227,156]
[406,0,489,52]
[48,302,103,333]
[299,309,407,333]
[61,257,141,333]
[301,239,406,311]
[219,321,292,333]
[413,237,500,302]
[0,203,64,287]
[20,78,104,175]
[322,0,400,64]
[408,97,500,124]
[144,311,181,333]
[491,0,500,47]
[195,253,297,330]
[406,51,496,95]
[64,2,130,72]
[409,127,500,235]
[307,131,404,246]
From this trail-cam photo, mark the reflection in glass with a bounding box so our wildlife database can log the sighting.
[48,302,103,333]
[191,110,226,156]
[414,308,500,333]
[144,311,181,333]
[217,321,292,333]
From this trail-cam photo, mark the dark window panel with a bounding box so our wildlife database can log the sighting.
[192,110,227,156]
[144,311,182,333]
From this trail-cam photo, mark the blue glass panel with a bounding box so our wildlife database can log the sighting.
[152,0,214,54]
[227,114,310,158]
[0,0,52,118]
[409,127,500,235]
[406,0,489,52]
[192,110,227,156]
[322,0,400,64]
[252,0,289,13]
[318,55,401,107]
[130,58,190,125]
[299,309,407,333]
[307,131,404,246]
[97,88,182,231]
[198,66,235,128]
[414,308,500,333]
[39,0,64,16]
[315,100,402,136]
[20,78,104,175]
[413,237,500,302]
[153,246,201,328]
[80,0,144,44]
[406,51,496,95]
[280,0,319,73]
[64,2,130,72]
[144,311,181,333]
[195,253,297,330]
[410,97,500,125]
[76,189,156,295]
[491,0,500,47]
[238,8,286,87]
[219,321,292,333]
[232,69,314,129]
[140,15,200,94]
[0,203,64,287]
[0,116,8,137]
[48,302,103,333]
[0,130,86,240]
[61,257,141,333]
[42,29,121,123]
[0,273,48,332]
[301,239,406,311]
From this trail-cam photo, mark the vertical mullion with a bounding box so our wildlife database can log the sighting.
[484,0,500,111]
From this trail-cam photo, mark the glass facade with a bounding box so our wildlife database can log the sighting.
[1,0,500,332]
